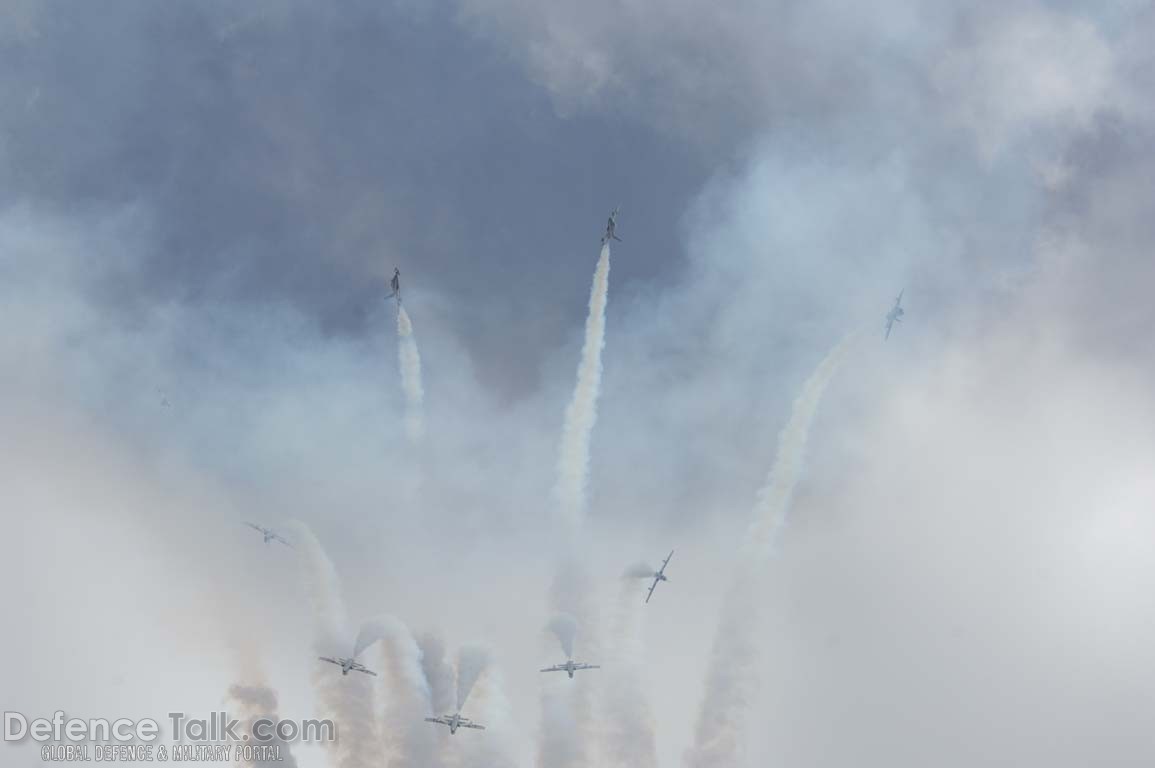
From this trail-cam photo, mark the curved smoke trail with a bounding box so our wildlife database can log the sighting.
[397,306,425,442]
[290,522,381,768]
[456,645,492,711]
[373,617,437,768]
[685,335,855,768]
[553,244,611,530]
[548,613,579,659]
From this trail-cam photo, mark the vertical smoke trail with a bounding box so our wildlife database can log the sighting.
[540,244,611,768]
[598,581,658,768]
[291,522,381,768]
[684,335,854,768]
[397,306,425,442]
[374,618,437,768]
[553,244,611,530]
[538,572,599,768]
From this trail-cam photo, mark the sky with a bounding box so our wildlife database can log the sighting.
[2,1,1154,767]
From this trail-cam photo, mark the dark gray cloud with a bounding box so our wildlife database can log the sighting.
[0,0,706,393]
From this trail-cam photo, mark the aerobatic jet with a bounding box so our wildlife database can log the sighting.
[318,656,377,677]
[540,659,600,679]
[885,290,905,340]
[601,208,622,245]
[244,522,293,548]
[645,550,674,604]
[386,267,401,303]
[425,712,485,734]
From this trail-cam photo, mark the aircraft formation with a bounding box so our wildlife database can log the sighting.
[240,209,908,738]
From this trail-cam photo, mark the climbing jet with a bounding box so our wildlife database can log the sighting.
[244,522,293,548]
[884,290,905,340]
[385,267,401,303]
[645,550,674,604]
[425,712,485,734]
[601,207,622,245]
[540,659,600,679]
[318,656,377,677]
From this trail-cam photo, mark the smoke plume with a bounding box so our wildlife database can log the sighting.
[375,617,437,768]
[456,645,492,711]
[417,633,456,716]
[553,244,611,530]
[685,335,853,768]
[291,522,381,768]
[547,613,579,659]
[397,306,425,442]
[597,581,658,768]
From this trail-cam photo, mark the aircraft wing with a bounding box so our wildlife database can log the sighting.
[270,532,294,548]
[460,723,485,730]
[660,550,674,570]
[540,665,566,673]
[318,656,339,666]
[645,578,659,603]
[351,663,377,677]
[573,663,600,671]
[885,317,894,340]
[244,522,264,533]
[424,717,447,726]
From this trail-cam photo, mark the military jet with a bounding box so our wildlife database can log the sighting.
[601,207,622,245]
[244,522,293,548]
[884,290,905,340]
[318,656,377,677]
[385,268,401,303]
[425,712,485,734]
[645,550,674,604]
[540,659,600,679]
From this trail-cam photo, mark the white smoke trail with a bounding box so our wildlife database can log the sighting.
[538,562,602,768]
[417,633,455,716]
[455,669,520,768]
[597,581,658,768]
[540,243,611,767]
[456,645,492,712]
[553,244,611,530]
[374,617,437,768]
[396,306,425,442]
[547,613,579,659]
[684,335,855,768]
[291,522,381,768]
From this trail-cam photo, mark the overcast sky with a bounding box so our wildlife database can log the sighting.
[2,1,1154,767]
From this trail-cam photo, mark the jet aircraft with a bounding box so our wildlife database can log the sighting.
[318,656,377,677]
[540,659,600,679]
[386,267,401,303]
[885,290,905,340]
[424,713,485,734]
[244,522,293,548]
[645,550,674,604]
[601,208,622,245]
